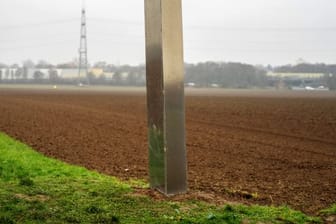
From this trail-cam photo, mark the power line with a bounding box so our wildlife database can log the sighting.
[2,16,336,33]
[0,32,78,43]
[0,18,79,30]
[0,40,76,51]
[184,25,336,32]
[88,17,143,26]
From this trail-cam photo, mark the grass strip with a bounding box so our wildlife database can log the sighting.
[0,132,321,223]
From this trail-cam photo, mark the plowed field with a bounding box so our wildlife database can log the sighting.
[0,87,335,214]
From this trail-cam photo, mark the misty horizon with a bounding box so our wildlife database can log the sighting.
[1,0,336,66]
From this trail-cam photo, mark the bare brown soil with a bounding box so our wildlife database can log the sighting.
[0,88,335,214]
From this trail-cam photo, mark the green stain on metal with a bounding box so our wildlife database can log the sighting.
[148,126,165,190]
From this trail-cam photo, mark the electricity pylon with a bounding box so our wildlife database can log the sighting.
[78,4,90,85]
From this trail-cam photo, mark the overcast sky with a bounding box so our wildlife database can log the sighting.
[1,0,336,66]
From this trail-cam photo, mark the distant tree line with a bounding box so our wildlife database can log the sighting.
[185,62,267,88]
[0,60,336,90]
[274,63,336,74]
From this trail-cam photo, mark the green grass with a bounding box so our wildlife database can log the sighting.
[0,132,321,223]
[320,204,336,215]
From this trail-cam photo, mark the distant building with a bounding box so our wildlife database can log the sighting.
[0,68,18,80]
[0,67,145,85]
[89,68,104,77]
[23,68,104,80]
[267,72,325,89]
[120,72,129,81]
[267,72,324,79]
[59,69,78,79]
[103,72,115,80]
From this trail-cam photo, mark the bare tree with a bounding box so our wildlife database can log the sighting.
[15,68,23,80]
[49,69,59,83]
[33,70,44,82]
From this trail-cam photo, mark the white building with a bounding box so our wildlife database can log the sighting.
[0,68,18,80]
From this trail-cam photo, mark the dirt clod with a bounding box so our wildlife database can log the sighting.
[0,89,335,214]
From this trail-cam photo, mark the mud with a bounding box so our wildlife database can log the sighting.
[0,88,335,214]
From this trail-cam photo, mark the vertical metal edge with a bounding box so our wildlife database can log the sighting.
[144,0,166,192]
[162,0,187,195]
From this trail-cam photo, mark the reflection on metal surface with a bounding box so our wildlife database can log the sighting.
[145,0,187,195]
[148,126,165,190]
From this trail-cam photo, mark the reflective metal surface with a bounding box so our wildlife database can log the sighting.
[145,0,187,195]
